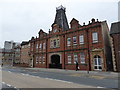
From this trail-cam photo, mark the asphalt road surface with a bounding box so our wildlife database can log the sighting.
[2,70,96,88]
[1,66,119,89]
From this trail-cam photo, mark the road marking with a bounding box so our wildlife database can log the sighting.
[45,78,73,84]
[21,73,29,76]
[2,82,5,84]
[97,86,105,88]
[8,71,12,73]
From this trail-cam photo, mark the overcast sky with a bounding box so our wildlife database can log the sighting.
[0,0,119,48]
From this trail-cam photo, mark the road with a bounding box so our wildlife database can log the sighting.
[1,66,119,89]
[2,70,96,88]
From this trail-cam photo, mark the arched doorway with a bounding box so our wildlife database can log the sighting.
[49,54,62,69]
[94,55,102,70]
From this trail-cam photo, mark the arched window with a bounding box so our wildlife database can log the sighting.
[94,55,102,70]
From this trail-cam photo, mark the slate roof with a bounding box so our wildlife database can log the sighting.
[110,21,120,34]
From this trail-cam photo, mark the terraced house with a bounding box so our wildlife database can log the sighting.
[29,5,113,71]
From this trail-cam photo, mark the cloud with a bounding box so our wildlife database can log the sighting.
[0,0,118,48]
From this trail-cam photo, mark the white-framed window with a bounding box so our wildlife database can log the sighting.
[67,38,71,46]
[80,52,85,64]
[39,56,42,64]
[36,56,39,64]
[57,39,60,47]
[36,43,38,49]
[74,54,78,64]
[68,55,71,64]
[73,36,77,45]
[39,43,42,49]
[94,55,102,70]
[79,35,84,44]
[43,43,46,49]
[92,32,98,43]
[43,56,45,64]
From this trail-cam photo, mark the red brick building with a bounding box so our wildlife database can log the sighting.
[110,22,120,72]
[30,6,113,71]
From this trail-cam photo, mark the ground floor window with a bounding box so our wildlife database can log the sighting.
[68,55,71,64]
[74,54,78,64]
[36,56,39,64]
[80,52,85,64]
[43,56,45,64]
[94,55,102,70]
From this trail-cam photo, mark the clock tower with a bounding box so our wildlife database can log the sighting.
[52,5,69,31]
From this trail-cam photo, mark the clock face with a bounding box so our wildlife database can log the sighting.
[54,29,57,33]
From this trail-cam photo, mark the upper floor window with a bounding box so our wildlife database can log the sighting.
[74,54,78,64]
[50,40,53,48]
[39,43,42,49]
[73,36,77,45]
[92,32,98,43]
[53,40,56,48]
[43,43,46,49]
[79,35,84,44]
[80,52,85,64]
[67,38,71,46]
[36,43,38,49]
[57,39,60,47]
[68,55,71,64]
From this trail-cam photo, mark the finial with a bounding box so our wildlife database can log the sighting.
[49,29,50,33]
[97,19,98,22]
[91,18,95,23]
[83,22,85,26]
[89,21,90,24]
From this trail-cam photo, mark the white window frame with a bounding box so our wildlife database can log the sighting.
[80,52,85,64]
[74,54,78,64]
[36,56,39,64]
[79,35,84,44]
[94,56,102,70]
[57,39,60,47]
[43,56,45,64]
[36,43,38,49]
[92,32,98,43]
[68,55,71,64]
[39,43,42,49]
[73,36,77,45]
[39,56,42,64]
[67,38,71,46]
[43,43,46,49]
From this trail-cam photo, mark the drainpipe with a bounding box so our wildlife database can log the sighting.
[46,38,48,68]
[63,35,66,69]
[86,29,91,73]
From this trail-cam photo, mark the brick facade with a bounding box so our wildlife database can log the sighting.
[29,6,113,71]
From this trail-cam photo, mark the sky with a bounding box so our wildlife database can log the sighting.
[0,0,119,48]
